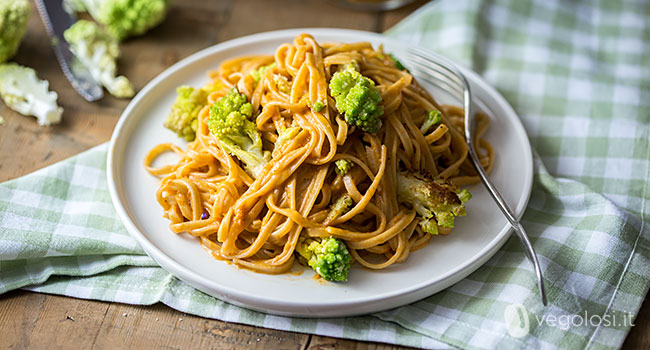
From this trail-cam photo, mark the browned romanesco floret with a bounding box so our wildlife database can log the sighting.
[397,172,471,234]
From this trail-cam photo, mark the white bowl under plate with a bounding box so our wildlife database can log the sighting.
[107,28,533,317]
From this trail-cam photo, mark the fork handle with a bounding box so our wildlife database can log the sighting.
[466,134,548,306]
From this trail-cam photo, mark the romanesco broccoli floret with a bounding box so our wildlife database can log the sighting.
[334,159,353,176]
[207,88,270,178]
[312,100,325,112]
[63,20,134,98]
[0,0,30,63]
[274,75,291,94]
[272,126,300,158]
[397,172,471,234]
[250,63,274,83]
[63,0,87,12]
[324,194,353,225]
[419,217,439,235]
[458,188,471,204]
[344,60,360,72]
[329,66,383,133]
[163,85,211,141]
[388,53,408,71]
[295,236,352,282]
[420,110,442,134]
[0,63,63,126]
[64,0,169,40]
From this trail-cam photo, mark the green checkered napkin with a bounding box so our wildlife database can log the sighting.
[2,0,649,348]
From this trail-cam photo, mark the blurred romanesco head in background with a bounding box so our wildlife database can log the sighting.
[0,63,63,126]
[64,19,134,98]
[64,0,170,41]
[0,0,30,63]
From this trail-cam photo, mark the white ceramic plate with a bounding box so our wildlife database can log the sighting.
[107,29,533,317]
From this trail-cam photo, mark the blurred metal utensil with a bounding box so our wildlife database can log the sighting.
[405,48,548,306]
[327,0,417,11]
[34,0,103,102]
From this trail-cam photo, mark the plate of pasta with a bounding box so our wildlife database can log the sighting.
[107,29,533,317]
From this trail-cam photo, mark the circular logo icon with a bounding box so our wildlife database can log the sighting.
[504,303,530,338]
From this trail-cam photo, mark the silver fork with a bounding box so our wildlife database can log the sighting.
[405,48,548,306]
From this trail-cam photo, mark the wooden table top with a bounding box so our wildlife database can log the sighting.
[0,1,647,349]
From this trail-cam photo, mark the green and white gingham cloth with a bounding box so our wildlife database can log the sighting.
[2,0,649,349]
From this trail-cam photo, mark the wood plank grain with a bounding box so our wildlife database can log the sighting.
[0,290,414,350]
[0,291,45,349]
[622,295,650,349]
[217,0,378,42]
[0,291,109,349]
[307,335,416,349]
[381,0,430,32]
[91,302,308,350]
[26,294,110,349]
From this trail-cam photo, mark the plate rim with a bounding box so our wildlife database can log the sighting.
[107,28,534,317]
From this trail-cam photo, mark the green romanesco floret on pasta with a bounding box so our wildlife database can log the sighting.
[64,0,170,40]
[163,85,212,141]
[250,63,275,83]
[273,75,291,94]
[420,109,442,134]
[272,126,301,158]
[295,236,352,282]
[397,172,471,234]
[0,0,30,63]
[324,194,353,225]
[388,53,408,71]
[207,88,270,178]
[329,65,383,133]
[334,159,353,176]
[343,60,360,72]
[64,20,134,98]
[312,100,325,112]
[419,217,439,235]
